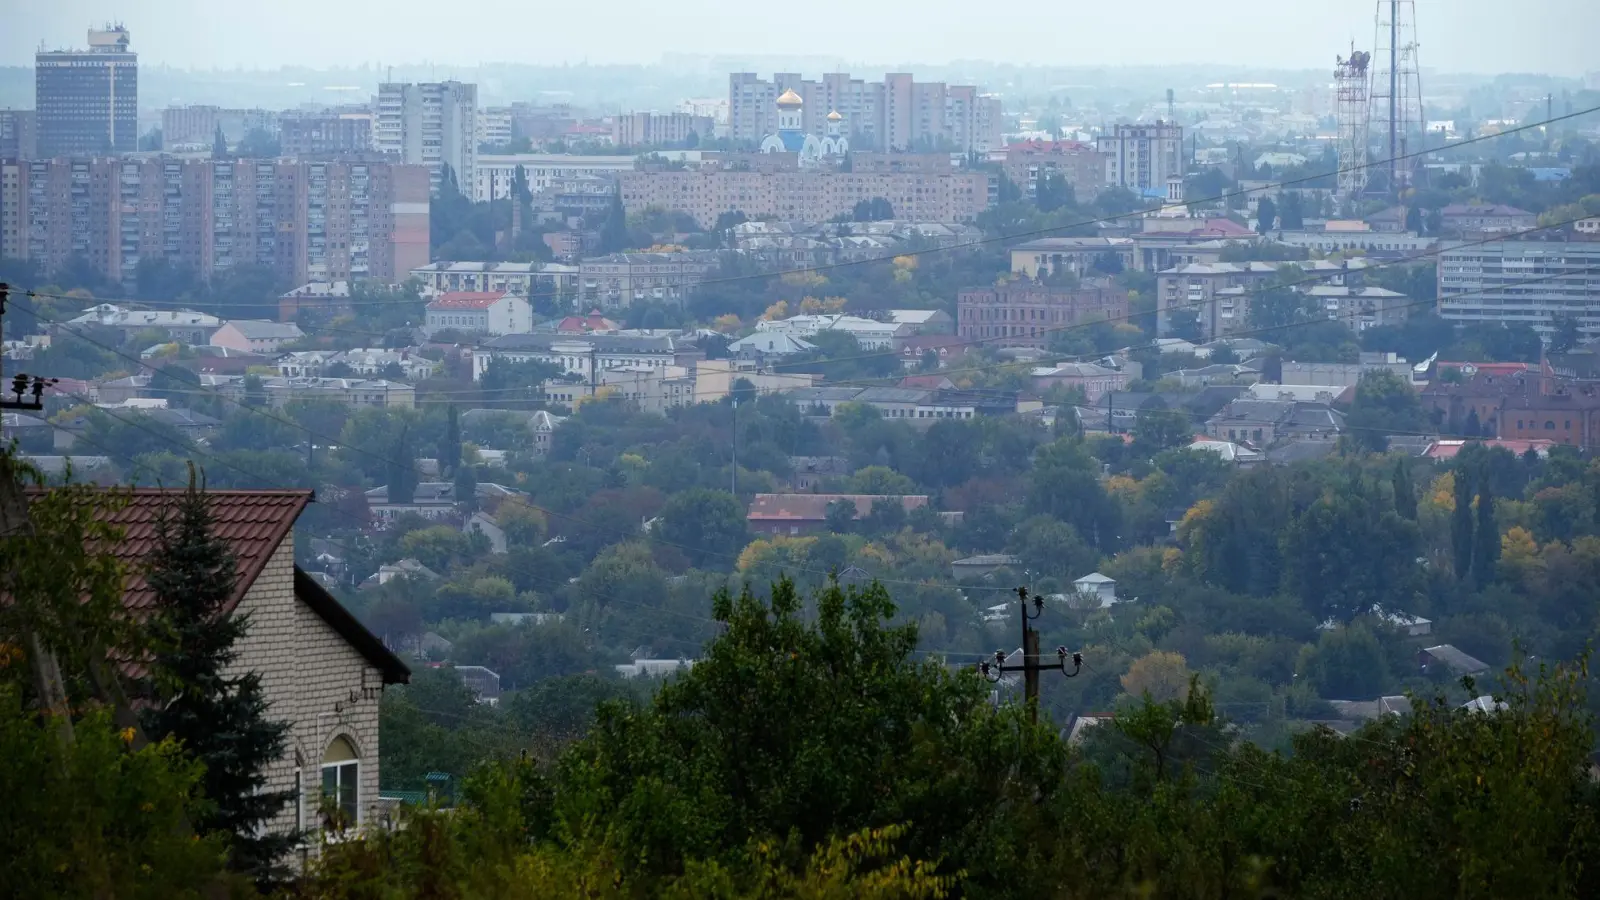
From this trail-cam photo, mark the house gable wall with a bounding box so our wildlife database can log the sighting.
[230,537,386,839]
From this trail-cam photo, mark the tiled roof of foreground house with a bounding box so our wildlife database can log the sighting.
[26,487,408,683]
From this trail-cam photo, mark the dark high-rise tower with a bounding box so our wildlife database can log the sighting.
[35,26,138,158]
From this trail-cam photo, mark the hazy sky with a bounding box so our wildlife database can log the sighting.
[7,0,1597,77]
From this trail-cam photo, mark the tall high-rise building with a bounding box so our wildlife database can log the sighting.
[376,81,477,196]
[0,157,428,287]
[1095,122,1184,199]
[728,72,1002,153]
[35,26,138,157]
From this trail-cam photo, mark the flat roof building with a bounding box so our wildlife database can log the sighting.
[36,26,138,157]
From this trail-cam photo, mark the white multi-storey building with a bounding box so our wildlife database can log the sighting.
[376,81,478,196]
[472,154,637,202]
[1096,122,1184,199]
[1438,238,1600,340]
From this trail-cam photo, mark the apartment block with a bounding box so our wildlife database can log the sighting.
[476,107,513,148]
[1438,238,1600,340]
[1096,122,1184,198]
[473,154,636,202]
[1001,140,1108,198]
[279,112,374,158]
[1156,259,1379,340]
[35,27,138,157]
[612,112,715,148]
[578,251,722,310]
[957,281,1131,348]
[160,105,276,150]
[0,110,37,159]
[728,72,1002,153]
[2,157,428,287]
[617,169,990,229]
[376,81,477,196]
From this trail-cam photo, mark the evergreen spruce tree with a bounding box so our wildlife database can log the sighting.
[1451,464,1475,580]
[439,405,461,477]
[211,125,228,159]
[1474,470,1500,589]
[599,189,629,253]
[1393,458,1417,520]
[141,471,295,886]
[388,426,417,504]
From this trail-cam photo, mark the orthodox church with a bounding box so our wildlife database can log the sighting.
[759,88,848,166]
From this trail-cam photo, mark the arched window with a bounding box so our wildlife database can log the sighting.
[1546,421,1557,430]
[322,735,360,828]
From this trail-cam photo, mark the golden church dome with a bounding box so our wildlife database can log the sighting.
[776,88,804,108]
[826,110,843,121]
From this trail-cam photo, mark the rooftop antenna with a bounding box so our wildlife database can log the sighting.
[1167,88,1175,122]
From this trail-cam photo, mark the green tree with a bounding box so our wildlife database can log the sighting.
[825,498,859,535]
[1255,196,1277,233]
[440,405,462,477]
[139,474,295,885]
[1452,464,1475,580]
[1474,470,1499,589]
[545,577,1063,891]
[1393,458,1417,520]
[211,124,228,158]
[656,488,749,570]
[599,189,630,253]
[1131,407,1194,456]
[388,426,418,505]
[1345,368,1428,452]
[1030,438,1121,550]
[1551,314,1582,354]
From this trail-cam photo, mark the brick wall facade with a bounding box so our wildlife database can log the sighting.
[231,537,385,841]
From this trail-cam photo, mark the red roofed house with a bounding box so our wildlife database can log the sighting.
[1423,438,1555,460]
[554,310,620,334]
[424,291,531,336]
[747,492,930,536]
[34,488,411,842]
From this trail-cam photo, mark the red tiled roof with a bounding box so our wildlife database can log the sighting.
[747,493,930,522]
[1424,439,1556,460]
[427,291,507,310]
[26,488,312,613]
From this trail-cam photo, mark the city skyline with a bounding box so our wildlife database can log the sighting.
[7,0,1599,78]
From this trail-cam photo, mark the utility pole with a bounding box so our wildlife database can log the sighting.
[730,396,738,495]
[0,284,57,411]
[979,587,1083,723]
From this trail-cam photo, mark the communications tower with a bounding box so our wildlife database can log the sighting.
[1369,0,1424,195]
[1334,46,1371,205]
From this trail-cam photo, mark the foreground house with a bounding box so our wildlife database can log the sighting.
[44,488,411,841]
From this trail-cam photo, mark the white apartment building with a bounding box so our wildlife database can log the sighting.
[728,72,1003,153]
[410,261,579,303]
[377,81,478,196]
[755,314,913,350]
[472,332,678,382]
[476,107,513,148]
[473,154,636,202]
[1096,122,1184,198]
[1438,239,1600,340]
[424,291,533,336]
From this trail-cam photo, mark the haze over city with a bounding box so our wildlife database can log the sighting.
[7,0,1600,75]
[4,0,1600,896]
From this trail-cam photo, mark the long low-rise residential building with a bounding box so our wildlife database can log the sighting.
[747,493,931,536]
[410,261,579,304]
[1437,237,1600,341]
[473,153,638,202]
[578,251,723,310]
[1157,259,1384,340]
[957,280,1131,348]
[617,168,990,229]
[755,314,914,350]
[472,332,681,382]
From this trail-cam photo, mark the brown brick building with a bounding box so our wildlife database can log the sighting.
[957,279,1131,348]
